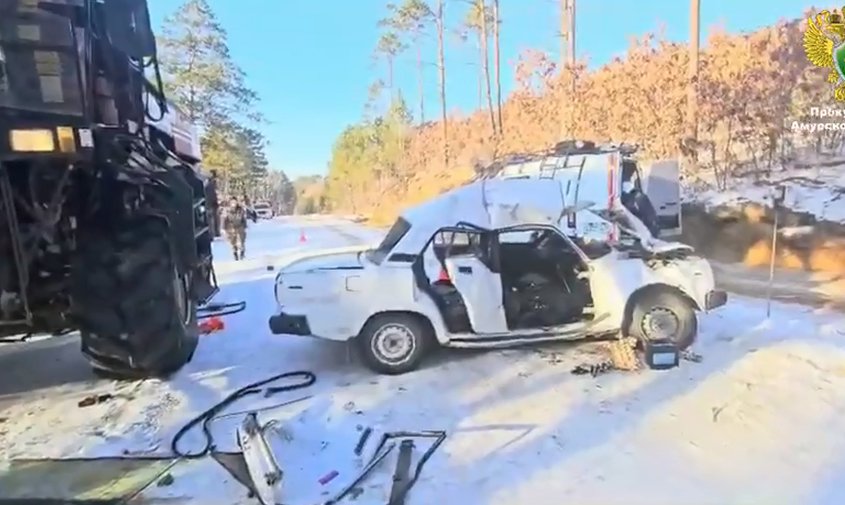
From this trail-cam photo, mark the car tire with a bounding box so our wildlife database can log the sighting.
[627,288,698,350]
[71,217,199,380]
[358,313,432,375]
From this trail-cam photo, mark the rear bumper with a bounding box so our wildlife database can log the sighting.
[704,289,728,310]
[268,312,312,336]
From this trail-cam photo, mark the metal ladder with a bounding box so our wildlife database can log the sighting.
[537,154,565,179]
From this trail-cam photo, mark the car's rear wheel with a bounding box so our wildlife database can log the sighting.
[627,288,698,350]
[357,313,432,375]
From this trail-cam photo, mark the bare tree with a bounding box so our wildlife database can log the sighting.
[686,0,701,166]
[435,0,448,165]
[364,79,386,118]
[382,0,432,124]
[462,0,496,136]
[492,0,503,133]
[558,0,575,138]
[374,32,407,92]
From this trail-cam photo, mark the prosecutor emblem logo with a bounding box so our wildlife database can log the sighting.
[804,8,845,102]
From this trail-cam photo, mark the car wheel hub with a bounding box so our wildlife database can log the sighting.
[641,307,679,340]
[371,323,416,365]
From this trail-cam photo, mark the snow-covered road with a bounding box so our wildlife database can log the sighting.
[3,216,845,504]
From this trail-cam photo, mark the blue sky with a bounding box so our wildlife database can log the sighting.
[147,0,808,177]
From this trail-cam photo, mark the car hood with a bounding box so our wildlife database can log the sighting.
[279,244,371,273]
[603,206,694,255]
[641,238,693,254]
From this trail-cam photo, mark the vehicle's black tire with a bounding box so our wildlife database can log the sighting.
[627,288,698,350]
[71,217,198,380]
[357,313,433,375]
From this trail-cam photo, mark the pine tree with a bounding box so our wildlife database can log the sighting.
[157,0,258,127]
[157,0,267,197]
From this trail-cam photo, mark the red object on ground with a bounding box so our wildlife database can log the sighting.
[437,266,450,282]
[299,229,307,242]
[318,470,339,485]
[199,316,225,335]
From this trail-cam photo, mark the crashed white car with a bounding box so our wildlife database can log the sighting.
[268,178,727,375]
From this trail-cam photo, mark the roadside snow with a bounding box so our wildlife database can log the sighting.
[685,164,845,223]
[3,218,845,504]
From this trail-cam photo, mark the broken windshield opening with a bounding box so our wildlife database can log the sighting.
[367,217,412,265]
[0,10,85,117]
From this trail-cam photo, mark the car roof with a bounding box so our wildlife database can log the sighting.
[393,178,595,256]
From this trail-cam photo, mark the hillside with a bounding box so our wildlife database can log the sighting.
[320,11,832,225]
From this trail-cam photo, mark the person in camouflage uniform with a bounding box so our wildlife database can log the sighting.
[221,196,249,260]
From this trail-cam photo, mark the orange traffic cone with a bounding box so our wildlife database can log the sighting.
[299,229,307,243]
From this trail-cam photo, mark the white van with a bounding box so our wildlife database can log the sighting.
[478,140,682,238]
[253,201,274,220]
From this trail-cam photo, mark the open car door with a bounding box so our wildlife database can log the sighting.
[443,243,509,335]
[641,159,682,236]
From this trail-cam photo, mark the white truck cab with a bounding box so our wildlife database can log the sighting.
[479,140,682,238]
[268,178,725,375]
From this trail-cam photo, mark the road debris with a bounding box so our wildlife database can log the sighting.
[199,316,225,334]
[354,426,373,456]
[77,393,114,408]
[238,412,283,505]
[318,469,339,485]
[325,442,396,505]
[388,439,414,505]
[570,337,704,377]
[198,300,247,319]
[364,430,448,505]
[156,472,174,487]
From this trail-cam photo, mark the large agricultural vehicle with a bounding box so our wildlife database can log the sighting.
[0,0,218,378]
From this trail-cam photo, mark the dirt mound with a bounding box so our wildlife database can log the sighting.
[683,203,845,275]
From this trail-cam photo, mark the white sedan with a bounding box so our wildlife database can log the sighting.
[268,178,727,375]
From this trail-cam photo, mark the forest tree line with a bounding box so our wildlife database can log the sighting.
[318,2,836,222]
[156,0,303,213]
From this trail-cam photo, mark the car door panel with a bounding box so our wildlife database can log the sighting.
[444,256,509,334]
[641,159,682,236]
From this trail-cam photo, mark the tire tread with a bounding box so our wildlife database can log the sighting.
[71,216,198,379]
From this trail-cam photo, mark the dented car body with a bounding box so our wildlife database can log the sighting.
[268,178,727,375]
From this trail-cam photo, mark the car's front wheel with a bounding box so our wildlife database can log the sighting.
[357,313,432,375]
[627,288,698,350]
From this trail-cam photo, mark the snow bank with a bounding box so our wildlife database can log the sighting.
[684,163,845,224]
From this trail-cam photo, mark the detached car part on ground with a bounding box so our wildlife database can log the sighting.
[268,178,727,375]
[0,0,216,379]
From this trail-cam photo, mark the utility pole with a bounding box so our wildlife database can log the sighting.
[559,0,576,139]
[685,0,701,167]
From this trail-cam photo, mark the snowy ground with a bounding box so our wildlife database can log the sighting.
[3,217,845,504]
[685,163,845,223]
